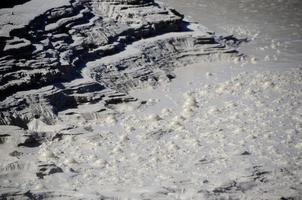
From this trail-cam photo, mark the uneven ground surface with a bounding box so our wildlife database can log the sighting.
[1,0,302,199]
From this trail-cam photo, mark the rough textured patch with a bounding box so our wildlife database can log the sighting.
[0,0,239,128]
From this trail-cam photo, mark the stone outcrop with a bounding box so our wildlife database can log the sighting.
[0,0,241,128]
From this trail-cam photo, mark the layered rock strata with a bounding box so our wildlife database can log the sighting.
[0,0,240,128]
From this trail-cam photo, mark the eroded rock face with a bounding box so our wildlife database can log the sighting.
[0,0,240,128]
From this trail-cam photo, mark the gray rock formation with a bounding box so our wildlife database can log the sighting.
[0,0,241,129]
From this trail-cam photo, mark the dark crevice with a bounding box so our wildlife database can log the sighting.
[0,0,31,9]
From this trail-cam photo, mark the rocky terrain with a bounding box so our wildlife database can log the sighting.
[0,0,239,128]
[1,0,301,199]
